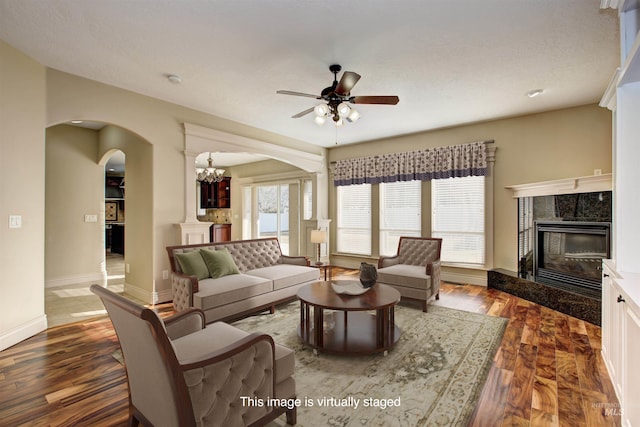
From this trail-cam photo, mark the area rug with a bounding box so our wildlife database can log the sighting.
[231,302,507,427]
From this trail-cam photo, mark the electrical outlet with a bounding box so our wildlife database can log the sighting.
[125,263,130,273]
[9,215,22,229]
[594,169,602,176]
[84,214,98,223]
[162,270,169,280]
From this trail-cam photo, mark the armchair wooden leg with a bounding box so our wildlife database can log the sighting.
[286,407,297,425]
[435,292,440,300]
[422,301,428,312]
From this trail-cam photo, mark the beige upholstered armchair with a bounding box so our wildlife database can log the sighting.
[377,237,443,312]
[91,285,297,427]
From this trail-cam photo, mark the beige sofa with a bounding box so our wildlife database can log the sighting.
[377,237,443,312]
[167,238,320,323]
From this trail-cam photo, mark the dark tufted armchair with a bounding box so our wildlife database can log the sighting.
[377,237,443,312]
[91,285,297,427]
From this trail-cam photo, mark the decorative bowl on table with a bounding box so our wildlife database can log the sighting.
[330,280,371,295]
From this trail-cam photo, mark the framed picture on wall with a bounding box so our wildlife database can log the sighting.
[105,201,118,222]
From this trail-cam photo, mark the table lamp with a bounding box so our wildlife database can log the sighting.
[310,229,327,265]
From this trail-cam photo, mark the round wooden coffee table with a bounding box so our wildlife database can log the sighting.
[297,281,401,355]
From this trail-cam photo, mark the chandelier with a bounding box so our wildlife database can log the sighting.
[312,100,360,127]
[196,153,225,183]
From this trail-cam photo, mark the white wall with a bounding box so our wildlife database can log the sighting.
[45,125,105,286]
[0,40,47,350]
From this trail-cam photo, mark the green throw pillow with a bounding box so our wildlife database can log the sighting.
[174,251,210,280]
[200,248,240,279]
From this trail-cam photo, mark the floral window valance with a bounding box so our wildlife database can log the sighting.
[333,141,489,186]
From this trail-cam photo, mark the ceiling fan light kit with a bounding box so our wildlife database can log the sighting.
[277,64,399,127]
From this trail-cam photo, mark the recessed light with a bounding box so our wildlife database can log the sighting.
[527,89,544,98]
[167,74,182,84]
[71,120,84,124]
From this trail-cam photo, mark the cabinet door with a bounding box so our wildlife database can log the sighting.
[624,302,640,425]
[216,177,231,208]
[212,224,231,242]
[200,182,215,208]
[609,279,624,399]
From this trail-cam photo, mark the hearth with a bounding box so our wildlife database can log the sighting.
[534,221,610,298]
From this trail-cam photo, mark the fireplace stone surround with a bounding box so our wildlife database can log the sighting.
[488,269,601,325]
[491,174,612,325]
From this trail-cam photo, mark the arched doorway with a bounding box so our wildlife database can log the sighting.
[44,122,151,327]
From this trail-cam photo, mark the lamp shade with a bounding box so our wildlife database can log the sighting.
[310,229,327,244]
[314,103,329,116]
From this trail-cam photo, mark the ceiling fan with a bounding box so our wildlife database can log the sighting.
[276,64,399,126]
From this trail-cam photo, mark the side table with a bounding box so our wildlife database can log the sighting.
[312,262,332,280]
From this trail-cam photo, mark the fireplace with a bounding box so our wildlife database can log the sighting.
[534,221,610,297]
[497,178,612,324]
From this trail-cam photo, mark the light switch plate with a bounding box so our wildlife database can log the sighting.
[9,215,22,229]
[84,214,98,223]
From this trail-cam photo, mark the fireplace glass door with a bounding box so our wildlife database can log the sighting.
[535,222,610,292]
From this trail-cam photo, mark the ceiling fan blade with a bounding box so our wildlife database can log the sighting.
[292,107,315,118]
[350,95,400,105]
[277,90,321,99]
[334,71,361,95]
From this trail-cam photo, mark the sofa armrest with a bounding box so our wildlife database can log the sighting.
[378,255,400,269]
[427,260,442,296]
[280,255,310,267]
[164,309,205,340]
[171,272,198,313]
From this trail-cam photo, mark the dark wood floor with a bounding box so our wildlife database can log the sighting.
[0,270,620,426]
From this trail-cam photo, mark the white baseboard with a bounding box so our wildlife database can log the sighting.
[123,283,172,305]
[46,272,106,288]
[156,288,173,304]
[123,283,155,304]
[442,270,487,286]
[0,315,48,351]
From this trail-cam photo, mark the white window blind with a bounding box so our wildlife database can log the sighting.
[302,179,313,220]
[432,176,485,265]
[379,181,422,256]
[242,186,252,240]
[337,184,371,255]
[518,197,534,263]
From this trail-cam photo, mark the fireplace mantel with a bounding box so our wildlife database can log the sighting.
[505,173,612,198]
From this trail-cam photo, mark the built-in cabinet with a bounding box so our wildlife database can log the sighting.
[601,262,623,397]
[105,175,125,254]
[602,261,640,424]
[210,224,231,242]
[200,177,231,209]
[600,2,640,425]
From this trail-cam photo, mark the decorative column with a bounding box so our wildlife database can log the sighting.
[177,149,212,244]
[484,144,497,270]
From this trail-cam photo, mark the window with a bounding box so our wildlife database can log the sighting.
[242,186,252,240]
[518,196,534,273]
[337,184,371,255]
[257,184,290,254]
[302,179,313,220]
[379,181,421,256]
[432,176,485,265]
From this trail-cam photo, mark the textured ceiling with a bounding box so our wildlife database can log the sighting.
[0,0,619,148]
